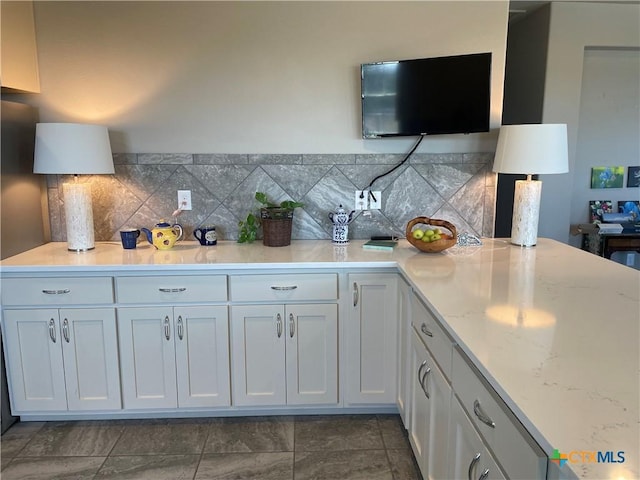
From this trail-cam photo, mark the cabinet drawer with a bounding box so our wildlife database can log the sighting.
[116,275,227,303]
[229,274,337,302]
[452,347,547,480]
[1,277,113,306]
[411,294,453,379]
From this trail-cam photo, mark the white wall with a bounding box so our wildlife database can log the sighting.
[573,48,640,234]
[27,1,508,154]
[540,2,640,244]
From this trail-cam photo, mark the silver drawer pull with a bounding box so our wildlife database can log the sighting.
[48,318,57,343]
[42,289,70,295]
[164,316,171,340]
[421,322,433,337]
[420,367,431,399]
[478,469,490,480]
[159,287,187,293]
[177,316,184,340]
[289,313,295,338]
[473,399,496,428]
[270,285,298,291]
[468,452,481,480]
[276,313,283,338]
[62,318,70,343]
[417,359,428,381]
[353,282,359,307]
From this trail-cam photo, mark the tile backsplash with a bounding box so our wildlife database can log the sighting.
[45,153,496,243]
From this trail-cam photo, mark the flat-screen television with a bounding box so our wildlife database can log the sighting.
[361,52,491,138]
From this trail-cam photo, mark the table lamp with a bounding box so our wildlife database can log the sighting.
[492,124,568,247]
[34,123,115,251]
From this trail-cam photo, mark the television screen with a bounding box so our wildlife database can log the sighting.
[361,52,491,138]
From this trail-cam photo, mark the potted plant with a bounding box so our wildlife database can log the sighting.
[237,192,304,246]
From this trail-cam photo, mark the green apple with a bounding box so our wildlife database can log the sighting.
[412,229,425,240]
[424,229,435,238]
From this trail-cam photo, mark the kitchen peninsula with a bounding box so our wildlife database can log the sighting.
[1,238,638,480]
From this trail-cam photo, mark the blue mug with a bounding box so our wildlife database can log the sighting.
[120,229,141,249]
[194,225,217,246]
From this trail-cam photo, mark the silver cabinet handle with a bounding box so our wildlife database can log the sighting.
[42,289,70,295]
[159,287,187,293]
[289,313,295,338]
[478,469,490,480]
[420,367,431,399]
[468,452,481,480]
[177,316,184,340]
[62,318,70,343]
[473,399,496,428]
[270,285,298,291]
[164,316,171,340]
[276,313,282,338]
[421,322,433,337]
[48,318,57,343]
[417,359,427,382]
[353,282,359,307]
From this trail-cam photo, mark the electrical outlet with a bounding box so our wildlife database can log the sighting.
[369,191,382,210]
[355,190,368,211]
[178,190,192,210]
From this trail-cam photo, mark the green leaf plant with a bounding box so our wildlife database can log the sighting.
[237,192,304,243]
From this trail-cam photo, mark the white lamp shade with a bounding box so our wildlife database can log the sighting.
[492,124,568,175]
[34,123,114,174]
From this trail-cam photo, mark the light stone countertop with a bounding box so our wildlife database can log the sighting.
[1,238,638,480]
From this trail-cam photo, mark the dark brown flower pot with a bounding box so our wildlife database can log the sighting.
[260,208,293,247]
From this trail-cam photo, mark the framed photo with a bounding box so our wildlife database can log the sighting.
[590,166,624,189]
[627,166,640,187]
[589,200,613,223]
[618,200,640,218]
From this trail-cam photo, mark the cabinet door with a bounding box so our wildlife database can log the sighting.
[448,397,506,480]
[346,273,398,404]
[117,307,177,409]
[409,330,429,469]
[286,304,338,405]
[2,309,67,412]
[174,306,230,407]
[230,305,286,406]
[397,277,411,426]
[60,308,121,411]
[409,330,451,480]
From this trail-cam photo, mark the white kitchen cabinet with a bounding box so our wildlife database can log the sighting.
[448,395,506,480]
[451,347,547,480]
[231,303,338,406]
[117,305,230,409]
[409,328,451,480]
[3,308,121,412]
[396,276,412,426]
[411,292,453,378]
[345,273,398,404]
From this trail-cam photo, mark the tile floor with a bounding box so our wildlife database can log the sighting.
[0,414,422,480]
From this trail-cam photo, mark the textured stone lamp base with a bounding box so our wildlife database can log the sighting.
[63,182,95,251]
[511,179,542,247]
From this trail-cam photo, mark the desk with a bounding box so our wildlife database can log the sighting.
[602,234,640,259]
[572,223,640,259]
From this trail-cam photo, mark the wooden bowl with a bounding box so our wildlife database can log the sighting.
[405,216,457,253]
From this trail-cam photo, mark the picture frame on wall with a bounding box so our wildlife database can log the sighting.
[590,166,624,189]
[589,200,613,223]
[618,200,640,219]
[627,166,640,187]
